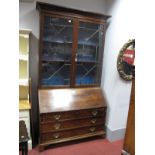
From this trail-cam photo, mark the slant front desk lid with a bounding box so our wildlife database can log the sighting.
[38,87,106,113]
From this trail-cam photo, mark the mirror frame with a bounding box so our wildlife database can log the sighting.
[117,39,135,81]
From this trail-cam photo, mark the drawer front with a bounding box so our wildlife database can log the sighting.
[40,108,106,122]
[40,117,105,133]
[40,125,104,143]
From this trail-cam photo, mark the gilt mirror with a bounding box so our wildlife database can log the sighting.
[117,39,135,81]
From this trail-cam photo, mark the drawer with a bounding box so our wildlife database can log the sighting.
[40,125,104,143]
[40,117,105,133]
[40,108,106,123]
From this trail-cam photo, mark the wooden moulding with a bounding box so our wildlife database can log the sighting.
[39,131,105,151]
[19,29,32,35]
[36,2,111,22]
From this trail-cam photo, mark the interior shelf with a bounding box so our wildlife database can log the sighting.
[77,60,98,63]
[43,39,72,44]
[43,39,98,46]
[19,54,28,61]
[44,24,98,31]
[42,60,97,63]
[19,79,29,86]
[42,59,70,63]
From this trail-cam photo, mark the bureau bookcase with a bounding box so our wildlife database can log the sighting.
[36,2,110,151]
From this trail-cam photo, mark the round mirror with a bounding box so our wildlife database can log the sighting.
[117,39,135,81]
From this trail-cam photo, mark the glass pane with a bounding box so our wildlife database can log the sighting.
[41,16,73,86]
[76,21,104,85]
[41,62,71,86]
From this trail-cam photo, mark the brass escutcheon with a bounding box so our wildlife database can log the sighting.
[54,123,61,130]
[91,119,97,124]
[53,133,60,139]
[92,110,98,116]
[90,127,96,132]
[54,114,61,120]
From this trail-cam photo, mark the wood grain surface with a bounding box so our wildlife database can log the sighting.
[38,87,106,113]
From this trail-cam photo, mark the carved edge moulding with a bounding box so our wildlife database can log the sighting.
[117,39,135,81]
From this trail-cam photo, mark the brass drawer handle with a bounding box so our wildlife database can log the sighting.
[92,110,98,116]
[54,123,61,130]
[53,133,60,139]
[91,119,97,124]
[54,114,61,120]
[90,127,96,132]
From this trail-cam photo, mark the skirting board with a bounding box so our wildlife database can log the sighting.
[28,139,32,150]
[106,126,126,142]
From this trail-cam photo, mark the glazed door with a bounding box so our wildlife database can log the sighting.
[40,15,73,87]
[75,21,104,86]
[39,14,105,88]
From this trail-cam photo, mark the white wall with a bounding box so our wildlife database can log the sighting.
[101,0,135,132]
[19,0,106,39]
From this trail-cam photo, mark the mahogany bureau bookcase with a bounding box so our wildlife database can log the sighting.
[36,2,110,151]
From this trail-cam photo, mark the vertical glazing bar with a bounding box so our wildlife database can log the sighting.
[39,13,45,88]
[70,19,79,87]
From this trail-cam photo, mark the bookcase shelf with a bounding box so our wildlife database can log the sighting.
[19,29,31,101]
